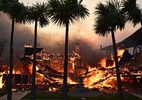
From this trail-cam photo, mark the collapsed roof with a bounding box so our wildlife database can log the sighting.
[24,47,43,56]
[101,27,142,50]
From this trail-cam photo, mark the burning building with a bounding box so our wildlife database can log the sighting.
[1,43,87,91]
[99,27,142,91]
[0,39,142,93]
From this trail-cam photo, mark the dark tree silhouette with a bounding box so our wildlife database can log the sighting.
[26,2,50,100]
[47,0,89,99]
[94,0,126,100]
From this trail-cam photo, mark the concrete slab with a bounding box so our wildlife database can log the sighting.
[0,90,30,100]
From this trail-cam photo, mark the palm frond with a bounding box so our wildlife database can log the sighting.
[122,0,141,27]
[94,0,126,36]
[26,2,50,27]
[6,1,27,23]
[94,18,110,36]
[48,0,89,26]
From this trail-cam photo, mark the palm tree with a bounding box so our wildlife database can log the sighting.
[0,0,11,11]
[94,0,126,100]
[26,2,49,100]
[0,0,27,100]
[47,0,89,99]
[122,0,142,27]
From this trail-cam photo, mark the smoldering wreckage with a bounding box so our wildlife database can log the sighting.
[0,28,142,93]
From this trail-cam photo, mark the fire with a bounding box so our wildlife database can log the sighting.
[67,77,77,84]
[0,72,5,88]
[84,66,104,88]
[98,58,107,67]
[117,49,125,57]
[84,65,114,89]
[0,47,142,92]
[83,49,125,90]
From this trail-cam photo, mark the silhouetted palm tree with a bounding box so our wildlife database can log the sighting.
[122,0,142,26]
[0,0,27,100]
[26,2,49,100]
[47,0,89,99]
[0,0,9,11]
[94,0,126,100]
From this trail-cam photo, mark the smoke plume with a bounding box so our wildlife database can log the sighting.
[0,12,111,68]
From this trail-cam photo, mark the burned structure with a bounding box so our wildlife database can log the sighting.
[2,43,88,91]
[100,28,142,89]
[101,27,142,68]
[1,27,142,92]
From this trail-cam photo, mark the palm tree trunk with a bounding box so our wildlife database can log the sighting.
[31,20,38,100]
[7,18,14,100]
[111,30,124,100]
[62,21,69,100]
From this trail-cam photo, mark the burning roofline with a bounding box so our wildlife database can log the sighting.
[100,27,142,51]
